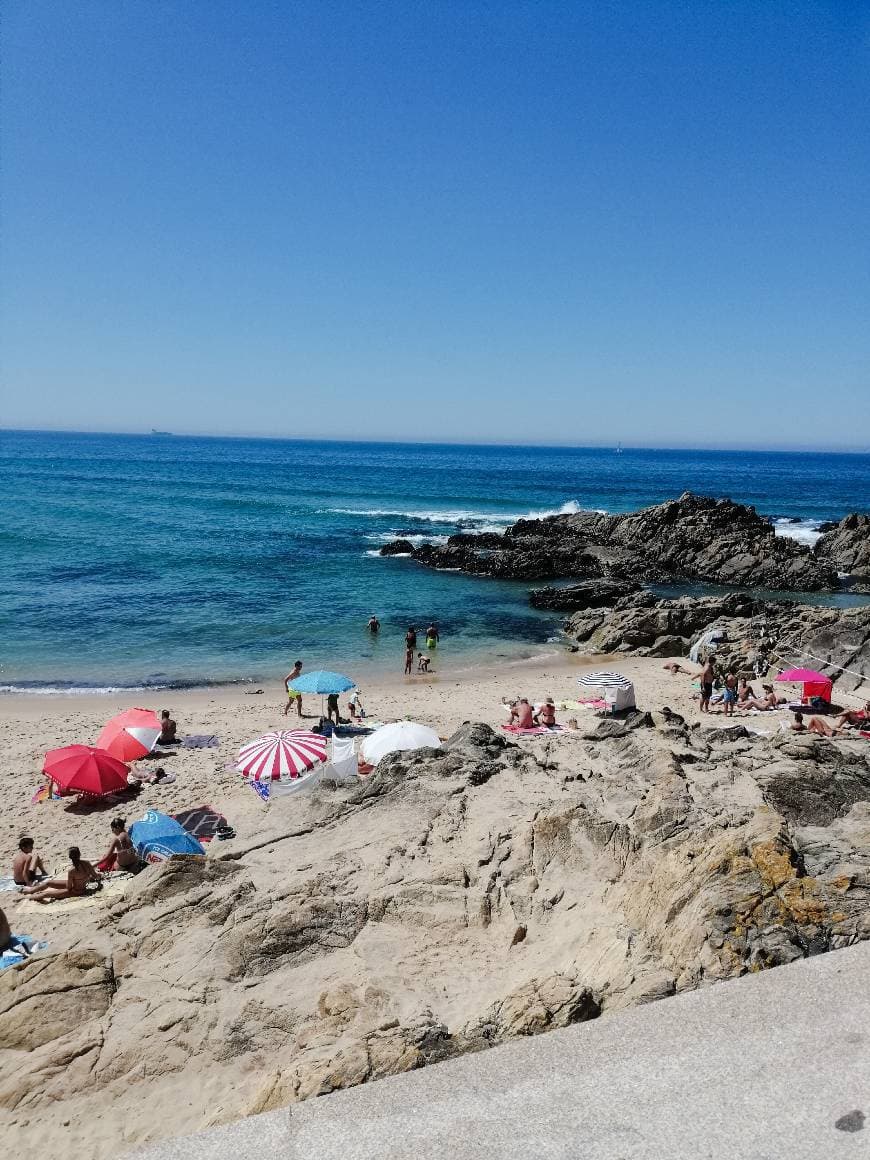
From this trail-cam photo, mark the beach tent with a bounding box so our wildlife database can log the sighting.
[96,708,162,762]
[130,810,205,862]
[361,721,441,767]
[689,629,727,665]
[577,671,636,712]
[775,668,833,703]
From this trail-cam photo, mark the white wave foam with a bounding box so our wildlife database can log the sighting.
[364,533,451,547]
[0,684,153,696]
[364,549,411,558]
[330,499,602,527]
[773,518,824,547]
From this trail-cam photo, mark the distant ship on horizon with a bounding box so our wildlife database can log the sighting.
[151,429,173,436]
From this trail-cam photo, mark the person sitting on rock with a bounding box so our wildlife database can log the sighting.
[21,847,101,903]
[12,836,47,886]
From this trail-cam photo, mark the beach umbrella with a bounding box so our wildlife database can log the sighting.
[43,744,130,798]
[776,668,833,701]
[236,729,328,782]
[287,670,356,695]
[577,671,633,689]
[96,708,162,762]
[129,810,205,862]
[361,721,441,767]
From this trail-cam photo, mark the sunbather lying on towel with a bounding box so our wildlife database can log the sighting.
[833,701,870,730]
[21,847,101,903]
[738,685,784,712]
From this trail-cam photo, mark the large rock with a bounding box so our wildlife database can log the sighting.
[815,514,870,586]
[6,717,870,1155]
[529,579,641,610]
[380,493,838,591]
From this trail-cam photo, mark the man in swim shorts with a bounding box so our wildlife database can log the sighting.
[699,657,716,713]
[283,660,304,717]
[13,837,47,886]
[426,622,439,649]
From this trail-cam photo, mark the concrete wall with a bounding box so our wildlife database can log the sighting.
[133,942,870,1159]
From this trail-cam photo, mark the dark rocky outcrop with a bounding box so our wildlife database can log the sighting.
[379,539,415,556]
[529,579,641,610]
[379,493,839,591]
[815,514,870,590]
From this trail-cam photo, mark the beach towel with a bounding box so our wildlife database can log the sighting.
[250,779,270,802]
[0,875,23,894]
[31,782,63,804]
[181,735,220,749]
[502,724,566,736]
[1,935,48,969]
[14,876,132,915]
[174,804,228,842]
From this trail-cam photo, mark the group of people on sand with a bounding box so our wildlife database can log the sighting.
[403,623,440,675]
[506,696,558,728]
[11,820,140,905]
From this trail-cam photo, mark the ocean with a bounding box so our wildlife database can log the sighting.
[2,430,869,693]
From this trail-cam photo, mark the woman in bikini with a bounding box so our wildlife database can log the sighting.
[98,818,139,873]
[22,847,101,903]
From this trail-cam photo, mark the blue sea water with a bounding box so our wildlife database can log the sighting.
[2,430,869,692]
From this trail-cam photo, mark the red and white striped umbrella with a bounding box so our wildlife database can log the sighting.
[236,730,328,782]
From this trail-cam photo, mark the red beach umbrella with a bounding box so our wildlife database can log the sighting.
[43,745,130,798]
[236,730,328,782]
[96,708,162,761]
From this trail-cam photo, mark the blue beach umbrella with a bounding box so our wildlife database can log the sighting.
[129,810,205,862]
[287,670,356,695]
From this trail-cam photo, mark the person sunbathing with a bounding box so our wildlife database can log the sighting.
[737,678,758,703]
[158,710,178,744]
[534,698,557,727]
[738,684,781,712]
[833,701,870,730]
[662,662,697,676]
[508,698,535,729]
[97,819,139,873]
[13,836,47,886]
[22,847,101,903]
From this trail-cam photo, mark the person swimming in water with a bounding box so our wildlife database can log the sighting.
[367,615,380,634]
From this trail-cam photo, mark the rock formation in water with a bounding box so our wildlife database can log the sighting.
[815,514,870,592]
[380,493,839,591]
[4,720,870,1155]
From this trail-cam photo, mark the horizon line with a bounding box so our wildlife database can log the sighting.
[1,426,869,456]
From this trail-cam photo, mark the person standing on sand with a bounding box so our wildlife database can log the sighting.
[283,660,303,717]
[700,656,716,713]
[722,669,739,717]
[13,837,47,886]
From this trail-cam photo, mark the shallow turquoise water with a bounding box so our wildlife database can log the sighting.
[2,431,868,691]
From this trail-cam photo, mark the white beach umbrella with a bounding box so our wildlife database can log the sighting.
[361,721,441,767]
[577,671,633,690]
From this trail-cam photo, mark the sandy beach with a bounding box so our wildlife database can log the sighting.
[0,648,775,943]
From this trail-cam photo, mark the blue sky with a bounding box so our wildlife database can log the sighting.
[2,1,868,448]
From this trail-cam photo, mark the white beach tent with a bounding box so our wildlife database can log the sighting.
[577,671,636,712]
[361,721,441,767]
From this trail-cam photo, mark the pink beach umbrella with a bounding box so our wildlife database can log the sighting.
[236,730,328,783]
[775,668,833,701]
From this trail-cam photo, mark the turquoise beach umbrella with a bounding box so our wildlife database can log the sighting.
[287,670,356,695]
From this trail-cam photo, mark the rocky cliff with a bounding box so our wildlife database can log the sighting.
[815,514,870,592]
[382,493,839,591]
[3,720,870,1156]
[564,593,870,693]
